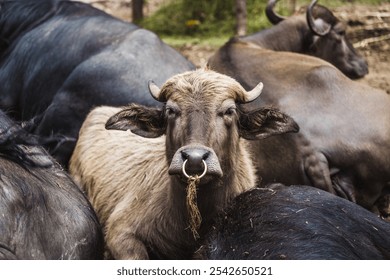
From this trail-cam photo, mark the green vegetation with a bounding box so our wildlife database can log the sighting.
[140,0,269,38]
[160,36,230,49]
[140,0,387,43]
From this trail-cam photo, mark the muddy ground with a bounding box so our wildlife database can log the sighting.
[82,1,389,93]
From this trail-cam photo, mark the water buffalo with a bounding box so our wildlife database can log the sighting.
[208,0,390,218]
[0,0,194,167]
[69,69,298,259]
[198,184,390,260]
[263,0,367,79]
[0,110,104,259]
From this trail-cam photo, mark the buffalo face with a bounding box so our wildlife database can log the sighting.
[266,0,368,79]
[306,0,368,79]
[106,69,298,184]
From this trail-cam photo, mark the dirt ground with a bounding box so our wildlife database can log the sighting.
[82,1,389,93]
[334,3,390,94]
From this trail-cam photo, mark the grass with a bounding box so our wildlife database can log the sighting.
[140,0,270,38]
[160,35,230,48]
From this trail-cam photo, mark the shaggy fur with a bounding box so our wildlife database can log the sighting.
[70,107,256,260]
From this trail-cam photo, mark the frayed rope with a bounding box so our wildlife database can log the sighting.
[186,175,202,240]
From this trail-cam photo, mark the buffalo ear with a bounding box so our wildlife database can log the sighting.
[239,107,299,140]
[105,104,165,138]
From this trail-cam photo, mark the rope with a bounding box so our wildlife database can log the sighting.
[186,175,202,240]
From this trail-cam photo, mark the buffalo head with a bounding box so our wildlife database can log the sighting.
[106,69,298,184]
[266,0,368,79]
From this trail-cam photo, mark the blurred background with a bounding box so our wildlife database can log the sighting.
[80,0,390,93]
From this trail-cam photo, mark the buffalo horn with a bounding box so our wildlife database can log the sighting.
[245,82,263,102]
[265,0,286,25]
[306,0,331,36]
[148,80,163,101]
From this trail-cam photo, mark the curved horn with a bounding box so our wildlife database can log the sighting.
[148,80,164,102]
[306,0,331,36]
[265,0,286,25]
[245,82,263,103]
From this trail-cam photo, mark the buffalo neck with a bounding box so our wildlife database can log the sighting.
[151,153,254,258]
[165,141,256,236]
[242,18,313,54]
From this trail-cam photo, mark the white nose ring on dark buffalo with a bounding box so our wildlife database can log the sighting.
[182,159,207,179]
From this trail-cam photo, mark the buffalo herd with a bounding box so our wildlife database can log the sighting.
[0,0,389,260]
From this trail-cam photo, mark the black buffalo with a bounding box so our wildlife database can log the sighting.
[0,109,104,259]
[198,184,390,260]
[0,0,194,167]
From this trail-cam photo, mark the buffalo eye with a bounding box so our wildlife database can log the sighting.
[165,106,179,118]
[337,30,345,36]
[221,107,237,127]
[224,107,236,116]
[333,24,346,37]
[218,105,237,118]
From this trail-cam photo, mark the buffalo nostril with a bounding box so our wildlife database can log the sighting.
[181,148,210,174]
[168,145,223,178]
[182,149,209,163]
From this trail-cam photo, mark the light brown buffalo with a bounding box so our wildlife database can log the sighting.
[69,69,298,259]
